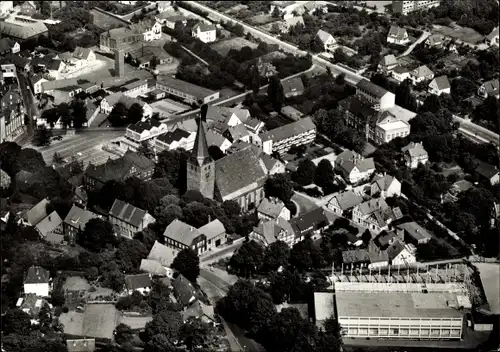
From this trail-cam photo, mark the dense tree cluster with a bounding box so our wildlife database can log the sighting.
[39,100,88,129]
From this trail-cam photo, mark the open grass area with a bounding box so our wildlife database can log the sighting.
[119,315,153,330]
[432,25,485,45]
[210,37,258,56]
[63,276,91,292]
[83,304,119,339]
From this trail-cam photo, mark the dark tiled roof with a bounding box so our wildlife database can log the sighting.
[330,190,364,211]
[356,79,389,98]
[387,240,405,260]
[482,79,499,96]
[63,204,99,230]
[215,147,267,200]
[35,211,63,238]
[388,25,407,41]
[85,151,154,184]
[147,240,179,267]
[156,76,217,99]
[193,22,216,32]
[173,274,197,306]
[260,117,316,143]
[339,95,377,121]
[282,77,304,95]
[288,207,329,237]
[163,219,201,247]
[476,161,500,179]
[125,273,152,290]
[397,221,433,242]
[73,47,93,60]
[24,266,50,284]
[23,198,50,226]
[0,38,14,53]
[157,128,191,145]
[109,199,149,228]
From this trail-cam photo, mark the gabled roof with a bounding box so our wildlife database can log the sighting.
[63,204,98,230]
[215,147,268,200]
[388,25,407,40]
[0,38,14,53]
[380,54,397,67]
[172,274,197,306]
[430,75,450,91]
[401,142,427,158]
[41,78,78,92]
[147,241,179,267]
[481,79,499,96]
[260,117,316,143]
[356,197,389,215]
[0,20,48,40]
[163,219,201,247]
[316,29,333,43]
[22,198,49,226]
[336,150,375,174]
[257,198,286,219]
[47,59,63,71]
[183,300,215,322]
[329,190,364,211]
[356,79,389,98]
[66,339,96,352]
[157,128,191,145]
[253,220,278,245]
[197,219,225,241]
[368,248,389,263]
[192,22,216,33]
[260,153,281,172]
[427,34,444,46]
[140,259,169,276]
[387,240,406,260]
[411,65,434,78]
[73,46,93,60]
[288,207,329,237]
[475,161,500,179]
[35,211,63,237]
[486,26,499,41]
[282,76,304,95]
[397,221,433,242]
[371,174,398,192]
[24,266,50,284]
[125,273,152,290]
[109,199,151,228]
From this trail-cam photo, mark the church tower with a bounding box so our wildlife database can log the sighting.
[186,105,215,199]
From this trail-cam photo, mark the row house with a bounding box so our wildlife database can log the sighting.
[352,198,401,234]
[288,207,330,243]
[257,198,291,222]
[155,128,196,153]
[250,217,295,248]
[254,117,316,156]
[156,76,220,105]
[108,199,156,239]
[124,119,169,150]
[327,190,364,217]
[392,1,440,15]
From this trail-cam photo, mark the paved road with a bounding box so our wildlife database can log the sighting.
[453,115,499,146]
[398,31,431,58]
[17,72,37,137]
[200,239,244,264]
[199,269,265,352]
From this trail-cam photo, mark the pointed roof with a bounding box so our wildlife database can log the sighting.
[192,117,212,166]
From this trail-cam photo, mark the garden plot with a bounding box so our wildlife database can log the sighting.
[210,37,258,56]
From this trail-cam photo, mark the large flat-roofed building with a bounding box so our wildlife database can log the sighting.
[335,291,464,339]
[156,77,219,105]
[392,1,440,15]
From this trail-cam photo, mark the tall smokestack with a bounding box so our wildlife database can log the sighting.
[115,50,124,78]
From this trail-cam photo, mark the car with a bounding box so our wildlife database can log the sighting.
[77,152,83,156]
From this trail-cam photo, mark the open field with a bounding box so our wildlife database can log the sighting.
[59,311,85,336]
[83,304,119,339]
[63,276,91,291]
[151,99,191,116]
[432,25,485,45]
[210,37,258,56]
[248,13,275,26]
[119,315,153,330]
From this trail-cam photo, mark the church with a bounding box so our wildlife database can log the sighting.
[186,106,268,211]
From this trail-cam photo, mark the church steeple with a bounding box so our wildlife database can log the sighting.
[191,107,211,166]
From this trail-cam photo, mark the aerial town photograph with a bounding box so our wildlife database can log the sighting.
[0,0,498,351]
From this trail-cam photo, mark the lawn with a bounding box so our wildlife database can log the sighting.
[119,315,154,330]
[210,37,258,56]
[83,304,119,339]
[248,13,275,26]
[432,25,485,45]
[63,276,91,292]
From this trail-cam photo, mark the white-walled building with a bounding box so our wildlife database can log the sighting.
[410,65,434,84]
[401,142,428,169]
[316,29,337,52]
[387,26,410,45]
[125,274,152,295]
[356,79,395,111]
[192,22,216,43]
[24,266,51,297]
[428,76,451,96]
[370,174,401,198]
[257,198,291,221]
[155,128,196,153]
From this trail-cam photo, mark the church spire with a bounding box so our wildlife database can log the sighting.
[192,104,211,166]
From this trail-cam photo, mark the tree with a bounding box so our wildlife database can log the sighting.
[41,108,59,127]
[114,323,134,345]
[79,218,116,252]
[2,309,32,335]
[101,261,125,291]
[57,102,72,128]
[171,248,200,282]
[38,302,52,327]
[180,318,210,351]
[314,159,335,189]
[116,239,149,273]
[52,152,64,165]
[271,5,281,18]
[290,237,323,272]
[361,229,372,246]
[265,174,294,202]
[34,124,52,146]
[138,141,155,159]
[108,102,128,127]
[70,99,88,129]
[144,333,177,352]
[144,309,183,343]
[267,75,285,112]
[251,64,261,95]
[294,159,316,186]
[262,241,290,273]
[151,55,158,70]
[395,80,416,112]
[151,112,160,120]
[335,73,345,86]
[85,266,99,281]
[229,240,264,277]
[208,145,224,160]
[128,103,144,124]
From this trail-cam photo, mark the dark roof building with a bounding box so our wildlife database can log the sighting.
[282,76,304,97]
[288,207,329,239]
[173,274,197,306]
[125,273,152,291]
[24,266,50,284]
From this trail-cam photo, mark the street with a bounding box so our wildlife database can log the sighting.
[17,72,37,138]
[200,239,244,264]
[453,115,499,146]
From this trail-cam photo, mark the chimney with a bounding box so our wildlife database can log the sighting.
[200,104,208,122]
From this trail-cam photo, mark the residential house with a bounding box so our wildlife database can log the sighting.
[282,77,304,98]
[260,153,285,175]
[327,190,364,216]
[396,221,433,245]
[130,19,162,41]
[281,105,304,122]
[370,173,401,198]
[143,240,179,278]
[206,128,232,153]
[0,19,48,41]
[288,207,329,243]
[108,199,156,239]
[24,266,50,297]
[352,198,398,234]
[401,142,428,169]
[35,211,64,244]
[124,119,169,150]
[16,294,47,322]
[173,274,197,307]
[0,169,11,189]
[20,1,36,15]
[486,26,499,47]
[206,105,249,133]
[40,78,78,94]
[51,85,83,105]
[159,14,187,29]
[0,38,20,55]
[410,65,434,84]
[1,61,16,78]
[66,339,96,352]
[46,59,66,79]
[198,219,226,250]
[355,79,396,111]
[475,162,500,186]
[192,22,216,43]
[156,76,220,105]
[342,249,370,270]
[222,124,250,143]
[315,29,336,52]
[100,92,152,117]
[428,75,451,96]
[392,1,440,15]
[283,16,304,31]
[425,34,444,48]
[163,219,206,255]
[257,198,291,221]
[255,117,316,156]
[391,66,411,83]
[84,151,155,191]
[21,198,50,226]
[387,240,417,266]
[155,128,196,153]
[125,273,152,295]
[367,246,389,269]
[127,46,172,69]
[335,150,375,184]
[183,301,215,325]
[250,217,295,247]
[379,54,398,74]
[63,204,100,243]
[387,26,410,45]
[157,1,173,13]
[477,79,499,99]
[73,46,96,62]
